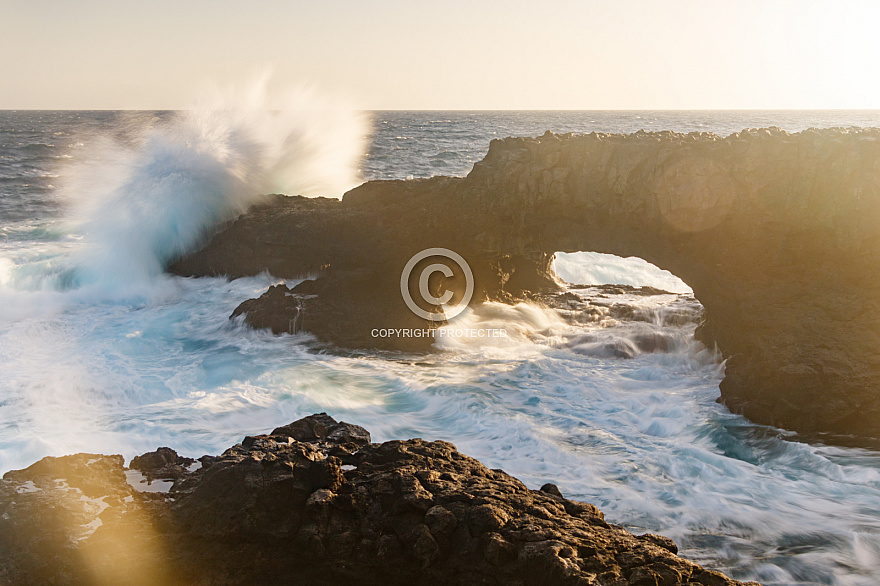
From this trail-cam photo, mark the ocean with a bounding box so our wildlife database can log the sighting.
[2,109,880,585]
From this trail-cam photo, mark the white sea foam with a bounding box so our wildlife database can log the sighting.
[1,237,879,583]
[553,251,692,294]
[57,81,368,293]
[5,109,880,584]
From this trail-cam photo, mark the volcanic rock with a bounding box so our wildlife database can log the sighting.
[0,414,757,585]
[170,128,880,441]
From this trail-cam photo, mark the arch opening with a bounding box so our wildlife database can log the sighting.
[551,251,692,295]
[531,251,711,362]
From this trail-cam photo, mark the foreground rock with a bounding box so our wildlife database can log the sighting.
[0,414,755,585]
[171,128,880,442]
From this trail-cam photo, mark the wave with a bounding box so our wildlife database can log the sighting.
[53,82,369,294]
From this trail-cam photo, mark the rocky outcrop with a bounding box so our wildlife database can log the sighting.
[0,414,753,585]
[170,128,880,441]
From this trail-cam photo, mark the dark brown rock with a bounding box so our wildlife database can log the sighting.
[270,412,371,446]
[130,447,195,481]
[230,283,304,335]
[170,128,880,441]
[539,483,563,498]
[0,414,757,586]
[639,533,679,555]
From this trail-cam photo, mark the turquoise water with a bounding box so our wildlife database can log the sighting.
[2,109,880,584]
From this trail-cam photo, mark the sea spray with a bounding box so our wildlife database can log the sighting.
[6,111,880,583]
[60,83,369,293]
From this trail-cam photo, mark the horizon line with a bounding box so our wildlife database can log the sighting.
[2,107,880,113]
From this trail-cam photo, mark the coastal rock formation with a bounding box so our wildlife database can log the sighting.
[170,128,880,440]
[0,414,753,585]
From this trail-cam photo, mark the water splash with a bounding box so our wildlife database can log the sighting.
[59,82,369,293]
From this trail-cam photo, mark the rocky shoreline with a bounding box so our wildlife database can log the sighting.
[0,414,755,585]
[171,128,880,442]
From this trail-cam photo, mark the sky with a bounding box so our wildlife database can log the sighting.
[1,0,879,110]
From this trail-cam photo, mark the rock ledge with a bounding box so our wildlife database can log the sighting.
[0,414,757,585]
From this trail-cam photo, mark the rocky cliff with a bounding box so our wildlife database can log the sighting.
[170,128,880,442]
[0,414,753,585]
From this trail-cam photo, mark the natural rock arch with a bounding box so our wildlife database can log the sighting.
[172,128,880,441]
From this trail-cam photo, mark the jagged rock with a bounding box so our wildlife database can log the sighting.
[130,447,195,481]
[3,453,128,498]
[0,414,757,586]
[539,483,563,497]
[0,454,177,585]
[638,534,679,555]
[171,128,880,441]
[230,283,304,335]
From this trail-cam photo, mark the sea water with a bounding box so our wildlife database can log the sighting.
[2,108,880,585]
